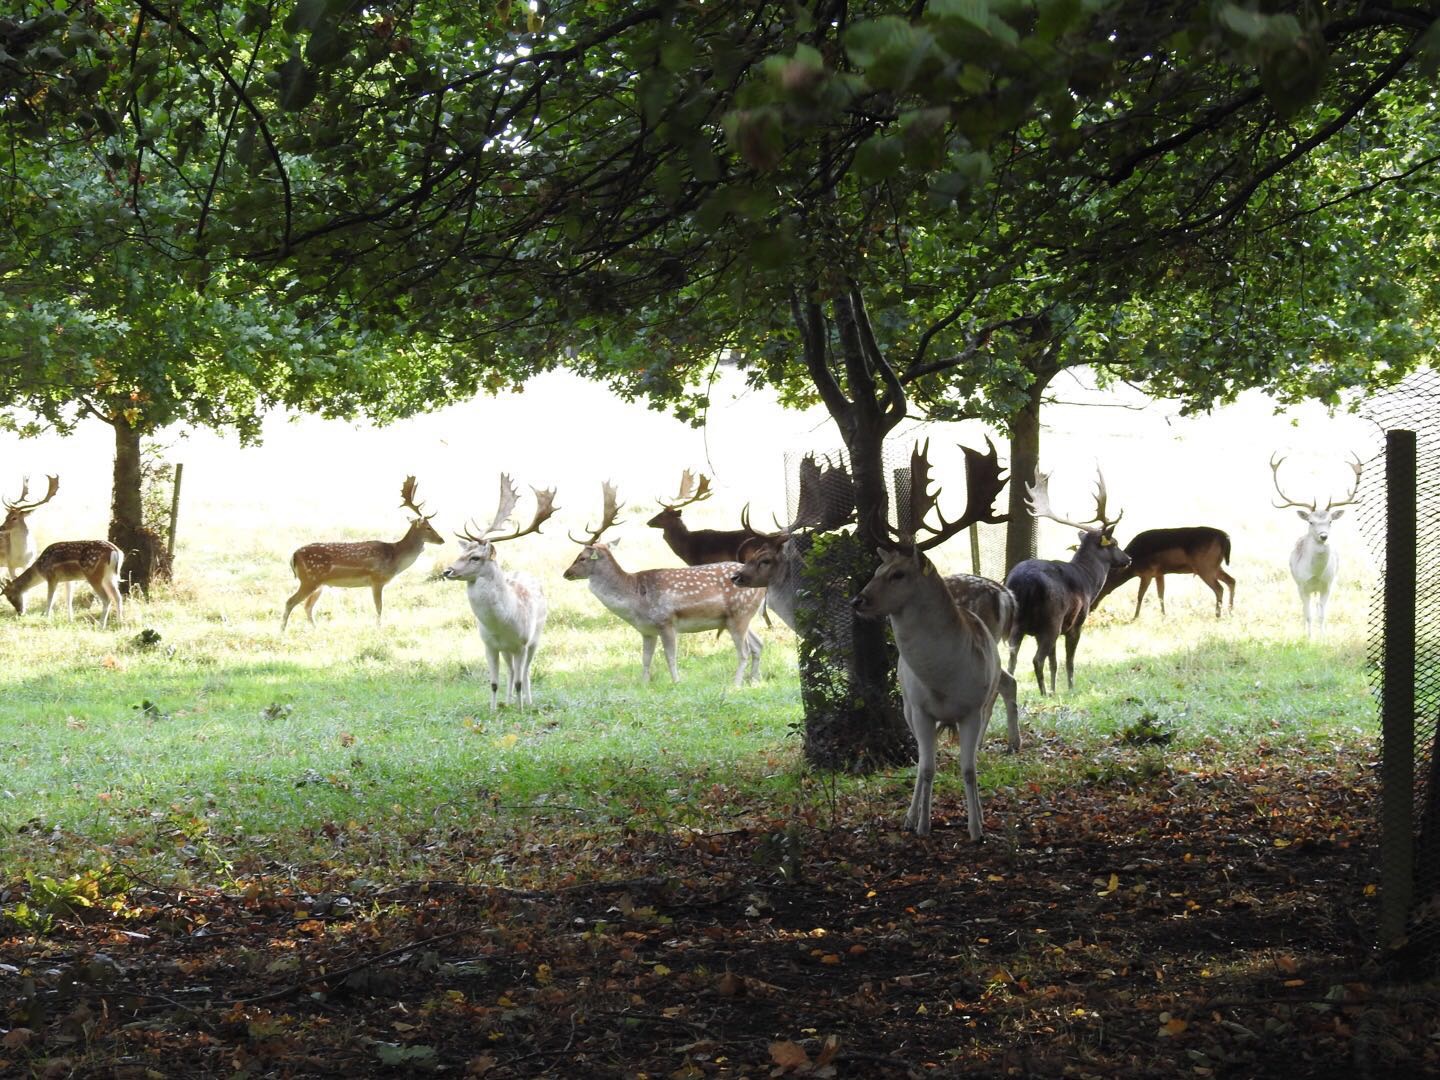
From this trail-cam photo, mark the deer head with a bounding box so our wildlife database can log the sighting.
[2,474,59,530]
[647,470,711,529]
[1026,463,1129,567]
[1270,452,1362,543]
[564,482,625,578]
[399,476,445,545]
[447,475,558,579]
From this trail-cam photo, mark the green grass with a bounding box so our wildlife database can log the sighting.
[0,535,1377,886]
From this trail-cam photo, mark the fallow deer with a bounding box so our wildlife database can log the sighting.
[564,482,765,686]
[2,474,59,577]
[281,476,444,630]
[1005,467,1131,694]
[1271,452,1362,639]
[443,475,557,709]
[851,440,1010,837]
[4,539,123,628]
[1093,526,1235,619]
[646,470,762,565]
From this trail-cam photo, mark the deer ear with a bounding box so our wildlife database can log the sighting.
[1077,529,1089,542]
[1330,508,1345,521]
[609,536,623,549]
[1296,510,1310,522]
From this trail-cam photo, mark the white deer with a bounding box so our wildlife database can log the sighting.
[1270,453,1362,639]
[850,441,1009,838]
[563,482,764,686]
[443,475,557,709]
[3,474,60,577]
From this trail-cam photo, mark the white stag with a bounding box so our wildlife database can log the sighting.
[850,440,1009,838]
[2,474,59,577]
[1270,453,1362,639]
[563,482,764,686]
[443,475,557,709]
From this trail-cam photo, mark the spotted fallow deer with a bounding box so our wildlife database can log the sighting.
[443,475,557,709]
[2,474,59,577]
[564,482,765,686]
[1270,452,1362,639]
[4,539,123,628]
[851,439,1011,838]
[281,476,444,630]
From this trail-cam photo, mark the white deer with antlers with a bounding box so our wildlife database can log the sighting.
[1270,452,1363,639]
[281,476,444,630]
[3,474,60,577]
[564,482,765,685]
[4,539,124,628]
[851,440,1011,838]
[443,475,557,709]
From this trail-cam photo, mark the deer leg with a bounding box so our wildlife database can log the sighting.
[996,670,1020,753]
[1132,576,1150,620]
[1199,570,1225,618]
[65,580,75,619]
[371,581,385,625]
[1296,584,1312,638]
[640,634,658,682]
[42,579,60,618]
[1155,575,1167,616]
[958,711,985,842]
[746,629,763,681]
[1006,631,1021,676]
[1031,636,1053,695]
[92,576,118,628]
[1062,625,1083,691]
[505,652,520,706]
[1315,587,1330,637]
[659,625,680,683]
[1218,569,1236,614]
[484,643,501,708]
[726,624,748,687]
[904,702,935,835]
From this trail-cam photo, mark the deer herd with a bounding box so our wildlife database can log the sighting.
[2,445,1367,838]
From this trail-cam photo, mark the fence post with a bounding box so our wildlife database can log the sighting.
[1380,429,1416,948]
[167,462,184,563]
[969,523,982,576]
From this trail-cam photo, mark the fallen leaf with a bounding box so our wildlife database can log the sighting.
[770,1040,810,1070]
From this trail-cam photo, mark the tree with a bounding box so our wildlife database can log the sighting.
[6,2,1439,761]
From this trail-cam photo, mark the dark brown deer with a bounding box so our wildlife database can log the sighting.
[646,470,762,565]
[1005,467,1131,694]
[1092,527,1235,619]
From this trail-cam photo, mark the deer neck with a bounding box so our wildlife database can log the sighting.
[584,551,646,614]
[391,522,432,570]
[1070,544,1115,601]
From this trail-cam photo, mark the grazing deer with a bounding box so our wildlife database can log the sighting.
[1005,467,1131,694]
[1093,526,1236,619]
[4,539,123,628]
[564,482,765,685]
[851,440,1010,837]
[443,476,557,709]
[1271,452,1362,639]
[646,469,763,566]
[2,474,59,577]
[281,476,444,630]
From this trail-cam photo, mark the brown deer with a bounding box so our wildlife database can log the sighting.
[851,440,1011,837]
[444,475,557,708]
[4,539,123,628]
[565,482,765,685]
[645,470,762,565]
[1271,452,1362,638]
[281,476,444,630]
[3,474,59,577]
[1005,467,1131,694]
[1093,527,1235,619]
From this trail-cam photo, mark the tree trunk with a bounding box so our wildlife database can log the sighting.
[108,414,154,595]
[1004,366,1055,574]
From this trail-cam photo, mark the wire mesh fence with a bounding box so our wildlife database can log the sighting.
[1359,368,1440,965]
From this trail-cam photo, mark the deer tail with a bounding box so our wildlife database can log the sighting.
[1220,533,1232,565]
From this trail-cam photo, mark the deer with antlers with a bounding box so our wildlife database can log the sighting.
[443,475,557,709]
[564,482,765,685]
[4,539,123,628]
[3,474,60,577]
[851,440,1011,838]
[281,476,444,631]
[1005,467,1132,694]
[1271,452,1362,639]
[646,469,763,565]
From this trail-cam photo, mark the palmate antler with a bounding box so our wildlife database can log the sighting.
[569,481,625,545]
[399,475,435,521]
[460,474,558,544]
[1026,464,1122,531]
[4,474,59,512]
[894,438,1009,551]
[657,469,712,511]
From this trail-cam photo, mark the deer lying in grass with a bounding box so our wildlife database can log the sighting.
[565,482,765,685]
[4,539,123,628]
[282,476,444,630]
[1005,467,1131,694]
[1271,452,1362,639]
[1093,526,1235,619]
[646,470,762,565]
[444,475,557,709]
[851,440,1009,837]
[3,474,59,577]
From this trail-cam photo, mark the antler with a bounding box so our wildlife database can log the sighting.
[1268,453,1316,512]
[459,473,521,542]
[899,438,1010,552]
[569,481,625,545]
[1027,464,1121,530]
[4,474,59,512]
[399,475,433,520]
[1325,452,1364,510]
[657,469,712,511]
[489,486,559,543]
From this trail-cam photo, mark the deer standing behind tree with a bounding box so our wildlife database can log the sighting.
[2,475,59,577]
[443,475,557,709]
[851,440,1010,837]
[4,539,123,628]
[1005,467,1131,694]
[646,470,762,565]
[1271,452,1362,639]
[565,482,764,685]
[281,477,443,630]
